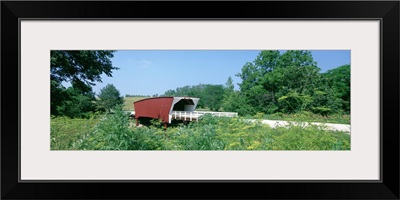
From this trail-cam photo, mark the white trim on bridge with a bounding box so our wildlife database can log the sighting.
[170,111,238,123]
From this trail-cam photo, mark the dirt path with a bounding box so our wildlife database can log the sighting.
[245,119,351,134]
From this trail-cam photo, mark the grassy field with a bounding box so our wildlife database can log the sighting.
[51,109,350,151]
[123,96,147,111]
[51,115,101,150]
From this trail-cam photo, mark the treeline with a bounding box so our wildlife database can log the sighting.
[162,50,350,116]
[162,84,225,110]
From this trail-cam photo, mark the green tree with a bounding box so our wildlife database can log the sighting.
[278,50,317,68]
[221,91,253,116]
[225,76,235,92]
[277,91,313,113]
[235,50,344,115]
[53,86,97,118]
[51,50,117,92]
[221,76,253,115]
[96,84,124,112]
[236,50,320,114]
[322,64,351,113]
[202,84,225,111]
[309,88,342,116]
[236,62,272,114]
[50,50,117,117]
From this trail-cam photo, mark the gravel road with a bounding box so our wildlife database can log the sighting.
[245,119,351,134]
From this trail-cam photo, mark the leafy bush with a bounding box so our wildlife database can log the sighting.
[73,105,134,150]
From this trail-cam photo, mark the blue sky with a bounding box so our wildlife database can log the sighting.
[90,50,350,96]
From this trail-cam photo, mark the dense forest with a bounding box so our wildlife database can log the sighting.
[161,50,350,116]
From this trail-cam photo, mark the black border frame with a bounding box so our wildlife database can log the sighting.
[2,1,399,199]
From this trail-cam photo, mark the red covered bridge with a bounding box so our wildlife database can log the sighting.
[133,96,237,127]
[134,97,199,126]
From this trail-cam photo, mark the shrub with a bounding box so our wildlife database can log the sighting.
[73,104,134,150]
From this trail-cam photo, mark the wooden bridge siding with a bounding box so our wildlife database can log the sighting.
[134,97,174,124]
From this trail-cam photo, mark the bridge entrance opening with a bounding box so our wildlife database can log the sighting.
[172,99,195,111]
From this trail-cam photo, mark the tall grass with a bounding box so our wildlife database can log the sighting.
[51,115,101,150]
[51,110,350,150]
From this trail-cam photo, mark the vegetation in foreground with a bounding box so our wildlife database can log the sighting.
[51,107,350,151]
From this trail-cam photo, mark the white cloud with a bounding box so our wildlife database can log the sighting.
[139,59,153,67]
[140,60,152,65]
